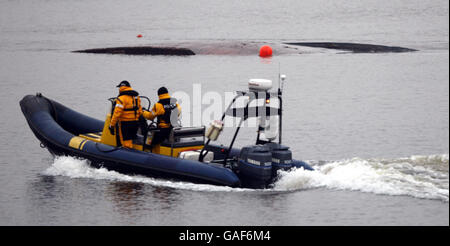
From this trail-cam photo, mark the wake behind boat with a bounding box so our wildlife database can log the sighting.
[20,75,313,188]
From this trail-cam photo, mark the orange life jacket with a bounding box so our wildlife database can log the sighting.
[110,86,143,126]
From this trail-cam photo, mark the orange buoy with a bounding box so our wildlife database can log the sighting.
[137,34,143,38]
[259,45,273,57]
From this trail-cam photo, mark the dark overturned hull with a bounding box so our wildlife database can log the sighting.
[20,94,240,187]
[73,41,417,56]
[73,46,195,56]
[284,42,417,53]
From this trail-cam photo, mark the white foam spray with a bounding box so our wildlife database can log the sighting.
[274,155,449,202]
[43,154,449,201]
[42,156,251,192]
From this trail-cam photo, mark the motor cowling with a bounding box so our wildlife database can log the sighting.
[265,142,293,176]
[237,145,272,188]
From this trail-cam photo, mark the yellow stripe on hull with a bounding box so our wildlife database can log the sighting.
[79,133,102,143]
[68,136,89,150]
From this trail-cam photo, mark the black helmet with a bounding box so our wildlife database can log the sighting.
[158,86,168,95]
[116,80,131,88]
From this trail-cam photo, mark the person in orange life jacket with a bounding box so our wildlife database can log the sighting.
[109,81,143,148]
[142,86,181,146]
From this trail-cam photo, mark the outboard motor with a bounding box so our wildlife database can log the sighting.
[265,142,293,177]
[238,145,272,188]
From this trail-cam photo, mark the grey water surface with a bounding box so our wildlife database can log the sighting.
[0,0,448,225]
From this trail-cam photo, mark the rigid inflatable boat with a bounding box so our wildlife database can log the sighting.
[20,75,313,188]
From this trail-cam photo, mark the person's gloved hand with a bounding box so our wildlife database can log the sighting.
[109,125,115,135]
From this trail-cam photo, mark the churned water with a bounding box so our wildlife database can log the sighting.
[0,0,448,225]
